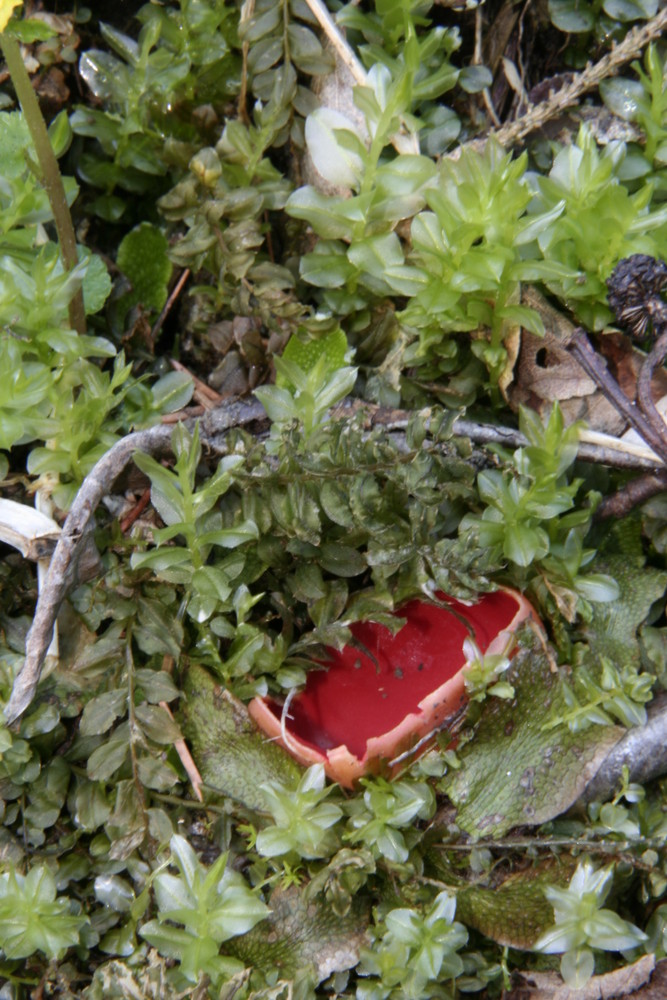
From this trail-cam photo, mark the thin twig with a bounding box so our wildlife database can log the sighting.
[303,0,367,86]
[170,359,222,409]
[237,0,255,124]
[125,629,148,834]
[303,0,419,154]
[368,408,665,471]
[637,327,667,433]
[119,488,151,534]
[578,428,660,466]
[474,7,500,129]
[432,833,667,853]
[596,470,667,520]
[163,699,204,802]
[161,405,207,424]
[150,268,191,347]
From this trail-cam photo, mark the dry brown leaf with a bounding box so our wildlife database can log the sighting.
[507,288,621,433]
[507,287,667,437]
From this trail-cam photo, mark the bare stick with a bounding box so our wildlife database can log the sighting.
[637,327,667,435]
[368,407,664,471]
[303,0,419,154]
[150,268,191,346]
[596,469,667,519]
[162,691,203,803]
[474,7,500,129]
[170,359,222,409]
[119,488,151,534]
[303,0,367,86]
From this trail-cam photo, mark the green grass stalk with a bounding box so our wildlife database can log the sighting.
[0,33,86,334]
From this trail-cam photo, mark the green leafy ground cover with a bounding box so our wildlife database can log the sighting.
[0,0,667,996]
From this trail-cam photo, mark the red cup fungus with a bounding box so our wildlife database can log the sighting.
[249,588,536,788]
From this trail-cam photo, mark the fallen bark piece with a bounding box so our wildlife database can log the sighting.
[250,588,535,787]
[581,693,667,804]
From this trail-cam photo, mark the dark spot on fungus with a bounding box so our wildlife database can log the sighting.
[394,667,404,679]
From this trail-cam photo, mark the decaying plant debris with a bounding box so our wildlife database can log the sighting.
[1,0,667,997]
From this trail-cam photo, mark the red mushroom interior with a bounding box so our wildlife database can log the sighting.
[263,590,522,759]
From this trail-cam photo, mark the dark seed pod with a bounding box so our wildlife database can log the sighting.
[606,254,667,340]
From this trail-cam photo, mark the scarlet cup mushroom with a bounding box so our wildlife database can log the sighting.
[249,588,535,787]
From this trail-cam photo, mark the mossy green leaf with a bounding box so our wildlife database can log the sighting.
[180,665,302,811]
[441,644,623,840]
[6,17,57,42]
[116,222,172,313]
[0,111,33,178]
[80,248,112,315]
[229,884,368,984]
[434,856,576,950]
[582,553,667,671]
[280,327,348,382]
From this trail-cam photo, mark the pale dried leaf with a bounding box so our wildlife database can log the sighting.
[0,498,60,560]
[303,49,368,197]
[509,954,659,999]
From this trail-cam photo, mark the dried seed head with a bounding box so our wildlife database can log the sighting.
[606,254,667,340]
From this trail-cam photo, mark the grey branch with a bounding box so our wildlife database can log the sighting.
[580,693,667,804]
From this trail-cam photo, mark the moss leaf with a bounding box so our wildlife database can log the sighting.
[229,884,368,984]
[583,553,667,670]
[181,665,302,811]
[455,857,575,949]
[116,222,172,313]
[441,646,623,840]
